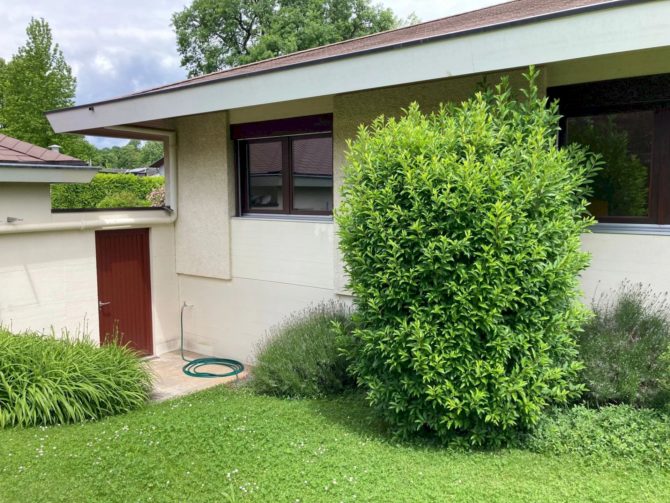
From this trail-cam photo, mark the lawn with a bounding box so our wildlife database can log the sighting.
[1,385,669,503]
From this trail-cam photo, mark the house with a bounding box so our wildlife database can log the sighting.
[2,0,669,361]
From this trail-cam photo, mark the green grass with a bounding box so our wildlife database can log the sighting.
[1,386,668,502]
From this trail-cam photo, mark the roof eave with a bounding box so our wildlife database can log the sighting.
[47,0,669,135]
[0,164,99,184]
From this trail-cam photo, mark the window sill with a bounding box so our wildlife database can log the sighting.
[590,223,670,236]
[233,213,333,223]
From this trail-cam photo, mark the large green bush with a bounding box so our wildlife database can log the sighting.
[251,301,356,397]
[51,173,164,209]
[579,283,670,409]
[336,68,598,445]
[0,329,152,427]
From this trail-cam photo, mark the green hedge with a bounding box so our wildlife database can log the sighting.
[51,173,164,209]
[336,68,598,446]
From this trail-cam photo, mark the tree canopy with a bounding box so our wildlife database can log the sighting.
[172,0,402,77]
[0,18,95,160]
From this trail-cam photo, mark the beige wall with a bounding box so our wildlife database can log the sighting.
[0,230,98,337]
[581,233,670,302]
[175,111,233,280]
[0,184,52,223]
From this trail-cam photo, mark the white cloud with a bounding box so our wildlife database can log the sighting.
[93,54,115,76]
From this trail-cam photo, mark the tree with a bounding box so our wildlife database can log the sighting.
[0,18,93,159]
[95,140,164,170]
[172,0,400,77]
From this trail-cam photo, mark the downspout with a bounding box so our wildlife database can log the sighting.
[0,127,178,235]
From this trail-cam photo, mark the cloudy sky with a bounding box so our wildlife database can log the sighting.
[0,0,506,146]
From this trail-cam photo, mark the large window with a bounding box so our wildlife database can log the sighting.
[233,115,333,216]
[550,74,670,224]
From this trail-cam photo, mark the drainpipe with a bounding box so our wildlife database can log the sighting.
[0,127,178,235]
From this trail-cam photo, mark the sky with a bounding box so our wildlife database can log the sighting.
[0,0,507,146]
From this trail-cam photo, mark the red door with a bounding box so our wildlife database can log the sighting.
[95,228,153,355]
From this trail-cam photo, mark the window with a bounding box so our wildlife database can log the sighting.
[550,74,670,224]
[233,114,333,216]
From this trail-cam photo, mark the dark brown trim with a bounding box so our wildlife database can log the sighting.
[549,74,670,117]
[655,110,670,224]
[52,207,168,213]
[237,130,333,216]
[553,77,670,225]
[231,114,333,140]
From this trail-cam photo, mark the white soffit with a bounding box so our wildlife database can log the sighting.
[48,0,670,134]
[0,165,98,183]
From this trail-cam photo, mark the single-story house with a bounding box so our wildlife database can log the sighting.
[2,0,670,361]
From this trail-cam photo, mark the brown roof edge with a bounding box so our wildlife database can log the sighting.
[0,133,86,164]
[49,0,632,114]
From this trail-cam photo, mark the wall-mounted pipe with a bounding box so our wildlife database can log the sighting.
[0,211,176,235]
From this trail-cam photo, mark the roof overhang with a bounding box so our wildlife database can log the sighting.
[0,163,99,183]
[47,0,670,136]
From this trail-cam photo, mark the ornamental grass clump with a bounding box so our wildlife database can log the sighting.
[336,68,599,445]
[0,329,152,427]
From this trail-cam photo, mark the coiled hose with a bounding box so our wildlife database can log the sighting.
[180,302,245,378]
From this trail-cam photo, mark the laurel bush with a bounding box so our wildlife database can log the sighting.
[336,68,598,445]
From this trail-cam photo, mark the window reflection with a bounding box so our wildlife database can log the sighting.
[248,140,283,210]
[291,136,333,212]
[566,111,653,218]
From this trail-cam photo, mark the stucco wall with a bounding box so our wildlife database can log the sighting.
[175,111,233,280]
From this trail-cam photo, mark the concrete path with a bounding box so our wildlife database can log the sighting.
[148,350,248,401]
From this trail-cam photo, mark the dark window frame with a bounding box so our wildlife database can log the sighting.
[549,75,670,225]
[233,114,333,216]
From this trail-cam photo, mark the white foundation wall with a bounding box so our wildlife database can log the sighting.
[177,218,336,363]
[581,233,670,301]
[0,230,99,337]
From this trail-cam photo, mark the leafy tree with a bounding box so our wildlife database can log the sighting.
[336,69,598,446]
[172,0,401,77]
[0,18,93,159]
[95,140,164,170]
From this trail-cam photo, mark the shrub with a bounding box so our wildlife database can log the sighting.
[51,173,164,209]
[523,405,670,468]
[251,301,356,398]
[579,282,670,409]
[96,191,150,208]
[0,329,152,427]
[147,185,166,207]
[335,68,598,446]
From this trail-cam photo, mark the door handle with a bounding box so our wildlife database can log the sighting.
[98,301,111,308]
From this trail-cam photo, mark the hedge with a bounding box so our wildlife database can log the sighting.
[51,173,164,209]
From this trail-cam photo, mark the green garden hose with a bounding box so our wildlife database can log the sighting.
[180,303,245,378]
